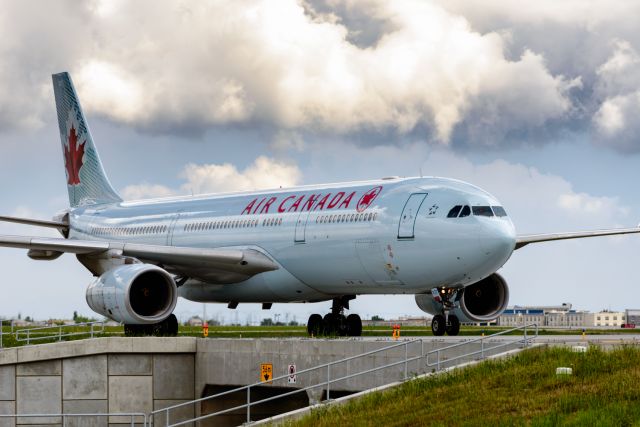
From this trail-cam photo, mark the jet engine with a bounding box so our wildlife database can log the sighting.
[86,264,178,324]
[415,273,509,323]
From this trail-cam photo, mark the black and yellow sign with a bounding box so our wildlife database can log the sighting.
[260,363,273,383]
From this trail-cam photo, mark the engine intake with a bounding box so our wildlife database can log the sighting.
[86,264,177,324]
[415,273,509,323]
[458,273,509,322]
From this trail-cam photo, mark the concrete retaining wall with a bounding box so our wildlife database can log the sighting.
[0,338,196,427]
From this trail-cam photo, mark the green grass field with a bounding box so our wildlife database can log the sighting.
[291,345,640,426]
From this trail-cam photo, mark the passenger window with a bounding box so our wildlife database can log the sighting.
[472,206,494,217]
[492,206,508,217]
[447,205,462,218]
[459,205,471,217]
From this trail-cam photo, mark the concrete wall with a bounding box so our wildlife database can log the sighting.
[0,338,196,427]
[0,336,530,427]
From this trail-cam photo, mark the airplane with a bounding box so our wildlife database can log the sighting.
[1,71,640,337]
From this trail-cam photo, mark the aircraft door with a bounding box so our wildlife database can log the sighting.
[294,210,311,243]
[166,213,182,246]
[398,193,427,238]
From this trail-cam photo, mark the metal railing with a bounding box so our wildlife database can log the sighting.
[152,324,538,426]
[14,321,105,345]
[426,323,538,371]
[0,412,147,426]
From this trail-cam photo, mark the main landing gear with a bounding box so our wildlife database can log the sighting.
[307,296,362,337]
[124,314,179,337]
[431,313,460,336]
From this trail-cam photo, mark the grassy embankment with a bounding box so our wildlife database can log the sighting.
[291,345,640,426]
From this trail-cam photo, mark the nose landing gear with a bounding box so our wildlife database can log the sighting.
[431,313,460,336]
[306,296,362,337]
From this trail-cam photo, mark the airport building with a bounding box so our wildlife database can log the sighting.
[497,303,636,328]
[497,303,593,328]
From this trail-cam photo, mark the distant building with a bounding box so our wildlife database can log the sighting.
[497,303,588,328]
[625,309,640,326]
[586,311,626,327]
[187,316,204,327]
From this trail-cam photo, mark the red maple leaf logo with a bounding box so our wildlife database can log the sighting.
[64,126,85,185]
[357,186,382,212]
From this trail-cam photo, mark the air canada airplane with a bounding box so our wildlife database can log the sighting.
[1,72,639,337]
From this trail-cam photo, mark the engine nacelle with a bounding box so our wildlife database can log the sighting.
[415,273,510,323]
[86,264,177,324]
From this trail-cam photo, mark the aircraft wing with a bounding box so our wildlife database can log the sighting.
[0,235,278,282]
[515,227,640,249]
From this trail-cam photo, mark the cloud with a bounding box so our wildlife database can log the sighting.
[0,0,575,147]
[120,183,175,201]
[121,156,302,200]
[180,156,302,194]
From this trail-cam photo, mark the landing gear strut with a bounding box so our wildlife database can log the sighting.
[124,314,179,337]
[306,296,362,337]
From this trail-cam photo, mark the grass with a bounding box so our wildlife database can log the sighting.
[290,346,640,427]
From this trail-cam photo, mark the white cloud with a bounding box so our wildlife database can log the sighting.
[121,157,303,200]
[180,156,302,194]
[121,183,175,201]
[0,0,574,145]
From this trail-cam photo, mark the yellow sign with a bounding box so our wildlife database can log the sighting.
[203,322,209,337]
[260,363,273,383]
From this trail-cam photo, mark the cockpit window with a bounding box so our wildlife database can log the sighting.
[447,205,462,218]
[492,206,508,217]
[472,206,494,217]
[459,205,471,217]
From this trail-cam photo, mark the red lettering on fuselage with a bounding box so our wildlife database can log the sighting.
[302,194,319,211]
[339,191,356,209]
[241,187,381,215]
[242,198,257,215]
[288,195,305,212]
[314,193,331,210]
[260,197,277,214]
[252,197,266,214]
[327,192,345,209]
[278,195,296,213]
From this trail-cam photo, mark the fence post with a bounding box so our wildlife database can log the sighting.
[481,337,484,359]
[59,325,63,342]
[166,406,170,426]
[0,320,3,349]
[327,364,331,401]
[404,342,408,380]
[247,385,251,424]
[437,350,441,371]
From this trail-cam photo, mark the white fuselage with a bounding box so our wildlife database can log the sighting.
[68,177,517,304]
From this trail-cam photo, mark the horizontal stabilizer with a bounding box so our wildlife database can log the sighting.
[0,215,69,232]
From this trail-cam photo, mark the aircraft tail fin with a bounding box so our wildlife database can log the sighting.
[52,72,122,207]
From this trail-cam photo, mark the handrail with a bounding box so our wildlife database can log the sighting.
[150,338,424,426]
[14,321,105,345]
[153,324,537,426]
[426,323,538,370]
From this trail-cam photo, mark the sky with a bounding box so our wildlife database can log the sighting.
[2,0,640,324]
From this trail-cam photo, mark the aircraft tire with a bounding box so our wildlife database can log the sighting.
[347,314,362,336]
[322,313,338,336]
[307,313,323,336]
[431,314,446,336]
[124,324,143,336]
[446,315,460,336]
[165,314,179,336]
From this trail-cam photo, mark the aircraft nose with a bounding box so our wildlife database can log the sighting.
[478,219,516,267]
